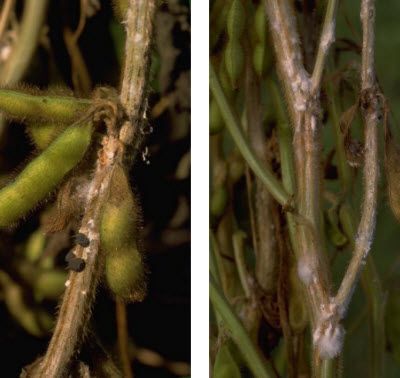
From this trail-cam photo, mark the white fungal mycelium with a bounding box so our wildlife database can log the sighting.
[297,257,314,285]
[314,322,345,359]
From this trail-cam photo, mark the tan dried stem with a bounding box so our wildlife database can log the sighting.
[0,0,15,41]
[264,0,331,327]
[120,0,156,144]
[335,0,379,313]
[266,0,380,364]
[29,1,156,376]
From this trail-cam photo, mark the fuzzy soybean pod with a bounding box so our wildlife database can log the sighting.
[224,0,246,89]
[226,0,246,41]
[27,122,68,150]
[254,3,267,44]
[100,165,146,302]
[0,89,90,123]
[224,40,244,89]
[252,4,271,77]
[0,122,92,227]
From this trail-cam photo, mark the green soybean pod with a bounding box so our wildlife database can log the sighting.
[254,3,267,44]
[0,89,90,123]
[210,185,228,218]
[27,122,68,150]
[100,166,137,251]
[112,0,128,21]
[224,40,244,89]
[226,0,246,41]
[0,122,92,227]
[100,166,146,302]
[218,60,232,95]
[34,269,67,300]
[105,245,146,302]
[253,43,266,77]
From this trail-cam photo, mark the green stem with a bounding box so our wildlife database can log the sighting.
[209,275,274,378]
[311,0,338,93]
[210,230,223,287]
[321,358,335,378]
[232,231,251,298]
[269,79,298,254]
[0,89,90,122]
[210,63,291,208]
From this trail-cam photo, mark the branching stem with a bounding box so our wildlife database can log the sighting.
[31,1,156,376]
[265,0,332,331]
[335,0,379,312]
[310,0,338,94]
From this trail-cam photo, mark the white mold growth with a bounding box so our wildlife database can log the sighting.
[297,258,314,284]
[321,22,335,52]
[314,323,345,359]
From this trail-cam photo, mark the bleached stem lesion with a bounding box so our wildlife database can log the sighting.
[34,136,125,378]
[310,0,338,94]
[265,0,333,361]
[265,0,381,364]
[265,0,378,363]
[335,0,379,313]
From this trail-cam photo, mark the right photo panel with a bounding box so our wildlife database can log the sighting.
[210,1,400,377]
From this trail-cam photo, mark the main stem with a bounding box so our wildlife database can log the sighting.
[31,1,156,376]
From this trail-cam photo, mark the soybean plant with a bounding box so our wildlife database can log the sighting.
[0,0,157,376]
[210,0,397,377]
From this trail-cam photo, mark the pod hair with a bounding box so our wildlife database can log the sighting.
[0,85,90,123]
[0,122,92,227]
[100,165,147,302]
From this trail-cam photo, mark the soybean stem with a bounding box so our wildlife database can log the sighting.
[116,299,134,378]
[335,0,379,314]
[0,0,15,41]
[34,1,156,375]
[311,0,338,94]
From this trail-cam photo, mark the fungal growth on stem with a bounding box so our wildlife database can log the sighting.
[210,0,386,376]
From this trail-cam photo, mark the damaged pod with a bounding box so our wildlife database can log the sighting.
[100,165,146,302]
[0,122,92,227]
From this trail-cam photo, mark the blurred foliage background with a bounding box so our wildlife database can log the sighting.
[210,0,400,377]
[0,0,190,376]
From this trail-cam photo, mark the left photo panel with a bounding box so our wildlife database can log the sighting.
[0,1,190,377]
